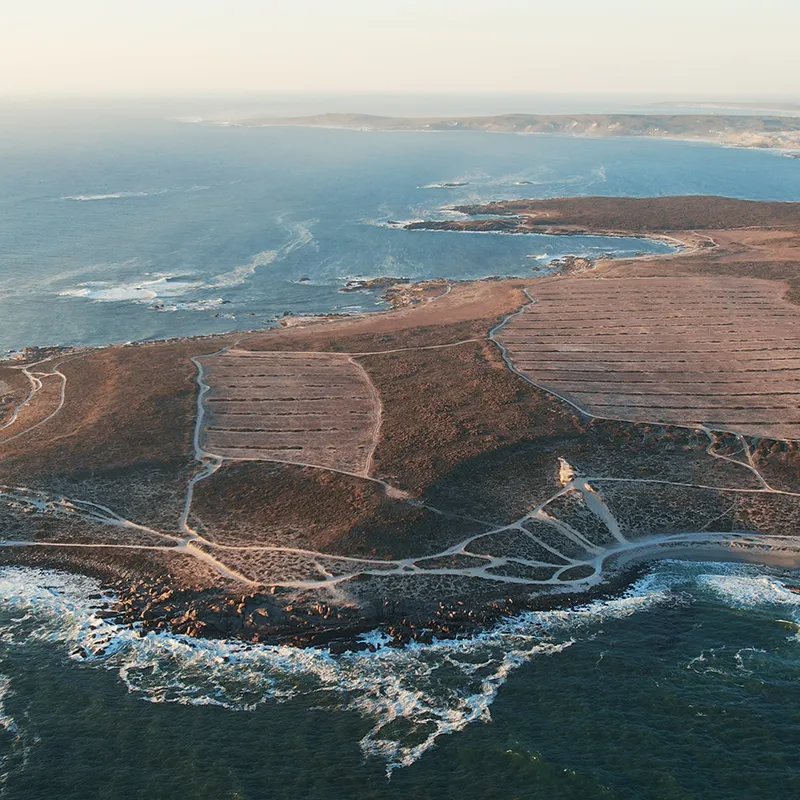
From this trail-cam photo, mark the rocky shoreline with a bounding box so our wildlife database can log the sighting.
[4,196,800,658]
[102,562,650,653]
[403,216,684,251]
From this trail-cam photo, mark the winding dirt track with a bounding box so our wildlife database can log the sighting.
[3,425,800,591]
[2,317,800,589]
[5,264,800,590]
[495,275,800,440]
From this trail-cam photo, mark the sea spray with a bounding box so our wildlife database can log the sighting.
[697,573,800,613]
[8,560,797,774]
[0,565,685,773]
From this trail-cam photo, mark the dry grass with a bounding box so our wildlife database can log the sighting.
[0,366,33,427]
[190,461,487,558]
[0,337,242,497]
[361,340,583,493]
[239,280,527,353]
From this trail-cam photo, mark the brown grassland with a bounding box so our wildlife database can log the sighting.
[2,196,800,646]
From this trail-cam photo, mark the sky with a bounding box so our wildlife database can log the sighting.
[2,0,798,97]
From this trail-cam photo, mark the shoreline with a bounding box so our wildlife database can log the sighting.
[201,116,800,154]
[2,195,800,653]
[0,226,672,359]
[2,534,797,655]
[402,219,695,255]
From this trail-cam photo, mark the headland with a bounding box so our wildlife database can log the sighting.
[2,196,800,652]
[218,112,800,151]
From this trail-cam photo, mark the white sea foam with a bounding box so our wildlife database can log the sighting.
[698,573,800,611]
[152,299,231,313]
[434,207,468,219]
[60,186,211,202]
[375,219,425,229]
[207,251,278,289]
[416,168,605,199]
[278,217,317,257]
[34,259,144,290]
[17,562,793,772]
[61,191,156,201]
[207,217,317,289]
[0,565,681,774]
[59,276,202,304]
[0,673,17,789]
[56,216,317,308]
[0,676,16,740]
[420,182,470,190]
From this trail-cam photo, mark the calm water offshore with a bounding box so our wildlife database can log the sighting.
[2,100,799,352]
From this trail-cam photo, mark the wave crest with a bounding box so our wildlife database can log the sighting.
[0,565,679,774]
[60,186,211,202]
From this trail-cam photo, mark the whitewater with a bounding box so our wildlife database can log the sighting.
[2,560,797,778]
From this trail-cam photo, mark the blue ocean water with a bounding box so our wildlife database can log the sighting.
[1,560,799,798]
[2,102,799,352]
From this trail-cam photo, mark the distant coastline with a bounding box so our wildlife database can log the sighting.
[205,112,800,152]
[653,100,800,115]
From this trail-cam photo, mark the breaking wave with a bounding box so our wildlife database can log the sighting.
[698,572,800,613]
[420,181,470,190]
[58,276,202,304]
[57,216,318,309]
[205,217,318,289]
[2,561,794,774]
[0,676,16,744]
[60,186,211,202]
[679,567,800,680]
[0,566,677,774]
[62,191,156,201]
[207,250,278,290]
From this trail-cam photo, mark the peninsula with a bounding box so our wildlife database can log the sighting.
[3,196,800,651]
[218,113,800,151]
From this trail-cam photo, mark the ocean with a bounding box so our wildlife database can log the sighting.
[2,98,799,354]
[1,562,800,798]
[1,97,800,798]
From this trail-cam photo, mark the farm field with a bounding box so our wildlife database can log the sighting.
[496,275,800,439]
[198,350,381,474]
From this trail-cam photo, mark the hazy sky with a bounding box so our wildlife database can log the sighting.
[2,0,798,97]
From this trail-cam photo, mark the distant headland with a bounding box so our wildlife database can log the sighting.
[211,112,800,151]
